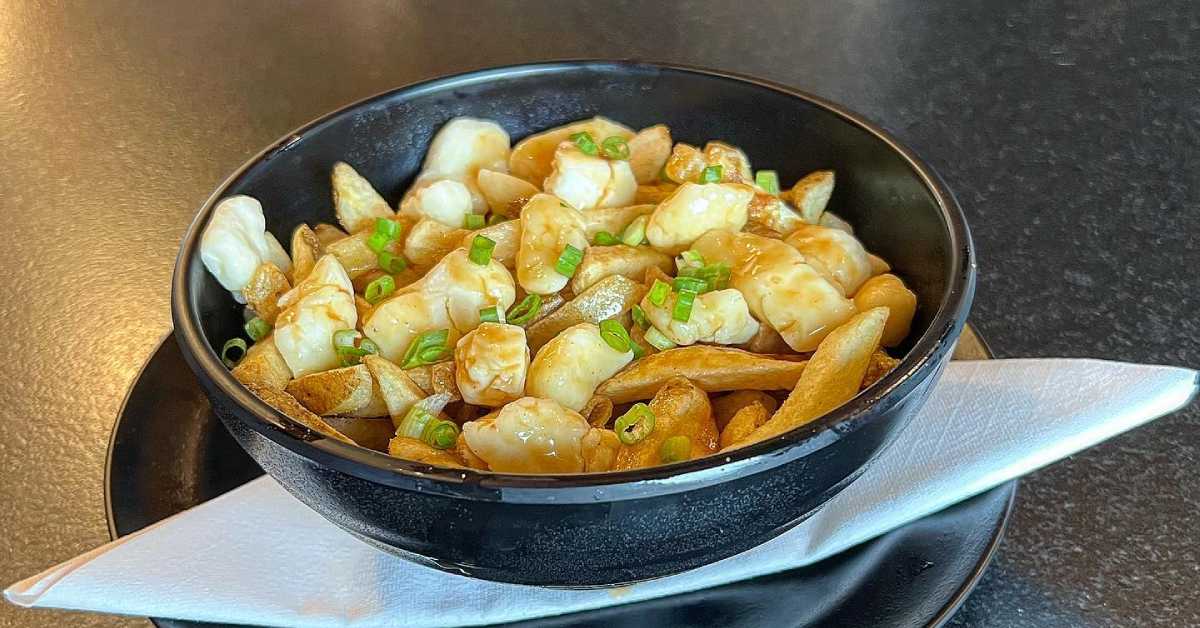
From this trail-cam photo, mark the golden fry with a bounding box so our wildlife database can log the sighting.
[595,346,808,404]
[627,125,672,184]
[290,224,322,284]
[387,436,464,468]
[570,244,673,294]
[786,170,835,224]
[362,354,426,428]
[735,307,887,447]
[285,363,389,417]
[312,223,349,247]
[613,376,719,470]
[405,360,462,403]
[454,433,490,470]
[853,274,917,347]
[243,262,291,324]
[323,416,395,452]
[861,350,901,390]
[508,116,634,183]
[231,335,293,391]
[526,274,645,351]
[476,169,538,216]
[719,402,770,449]
[244,382,356,445]
[711,390,779,431]
[582,428,621,472]
[404,218,470,269]
[582,204,655,239]
[331,161,394,234]
[459,218,521,268]
[580,395,615,427]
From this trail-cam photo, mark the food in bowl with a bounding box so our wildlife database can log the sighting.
[200,116,918,474]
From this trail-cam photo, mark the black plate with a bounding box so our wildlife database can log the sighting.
[106,326,1013,628]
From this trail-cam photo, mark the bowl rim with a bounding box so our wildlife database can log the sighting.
[172,59,975,502]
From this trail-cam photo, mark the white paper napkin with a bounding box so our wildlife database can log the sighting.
[7,359,1198,627]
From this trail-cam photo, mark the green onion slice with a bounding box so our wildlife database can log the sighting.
[366,231,392,254]
[601,135,631,160]
[644,326,677,351]
[699,165,723,184]
[554,244,584,277]
[487,212,507,226]
[630,341,646,360]
[598,319,632,353]
[648,279,671,306]
[377,250,407,273]
[631,304,649,330]
[374,217,401,239]
[244,317,271,342]
[506,294,542,326]
[333,329,361,349]
[463,213,485,230]
[695,262,732,290]
[359,338,379,355]
[479,305,501,324]
[660,435,691,463]
[468,235,496,266]
[755,170,780,195]
[220,338,247,368]
[364,274,396,304]
[424,420,460,450]
[678,250,705,270]
[614,403,656,445]
[672,289,698,322]
[620,215,647,246]
[396,404,436,440]
[673,276,709,294]
[400,329,450,369]
[593,231,620,246]
[569,131,599,156]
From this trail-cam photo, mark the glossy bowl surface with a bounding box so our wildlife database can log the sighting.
[172,60,974,585]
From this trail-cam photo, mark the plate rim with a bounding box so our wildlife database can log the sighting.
[104,325,1015,628]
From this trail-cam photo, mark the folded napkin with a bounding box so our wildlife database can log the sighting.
[7,359,1197,627]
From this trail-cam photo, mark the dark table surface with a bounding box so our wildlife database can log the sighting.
[2,1,1197,626]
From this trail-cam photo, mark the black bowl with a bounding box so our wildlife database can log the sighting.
[172,60,974,587]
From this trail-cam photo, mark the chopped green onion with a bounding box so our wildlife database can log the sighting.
[699,165,723,184]
[554,244,584,277]
[487,212,507,226]
[424,420,460,450]
[366,231,392,254]
[660,435,691,463]
[468,235,496,266]
[244,317,271,342]
[755,170,780,195]
[333,329,361,349]
[479,306,500,324]
[679,250,705,269]
[672,289,698,322]
[374,218,401,239]
[694,262,731,290]
[630,341,646,360]
[673,276,709,294]
[377,250,407,273]
[364,274,396,304]
[396,404,436,440]
[644,326,677,351]
[615,403,656,445]
[593,231,620,246]
[648,279,671,306]
[631,304,649,330]
[601,135,631,160]
[599,319,632,353]
[463,213,485,230]
[620,215,647,246]
[220,338,247,368]
[506,294,542,326]
[359,338,379,355]
[400,329,450,369]
[569,131,598,156]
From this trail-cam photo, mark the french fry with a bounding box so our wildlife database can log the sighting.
[526,274,645,351]
[290,224,322,284]
[580,395,615,427]
[285,363,389,417]
[508,116,634,183]
[459,219,521,268]
[582,204,655,239]
[819,211,853,234]
[613,376,718,470]
[627,125,672,184]
[569,245,673,294]
[595,346,808,403]
[387,436,464,468]
[477,169,539,216]
[853,274,917,347]
[734,307,887,446]
[861,350,901,390]
[322,416,395,452]
[242,262,291,324]
[362,355,426,428]
[326,229,402,278]
[737,324,795,355]
[454,433,490,469]
[711,390,779,431]
[404,218,469,269]
[786,170,835,224]
[244,382,356,445]
[405,360,461,402]
[331,161,394,234]
[719,402,770,450]
[582,428,621,472]
[633,183,678,204]
[312,223,349,248]
[231,335,293,391]
[644,264,673,288]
